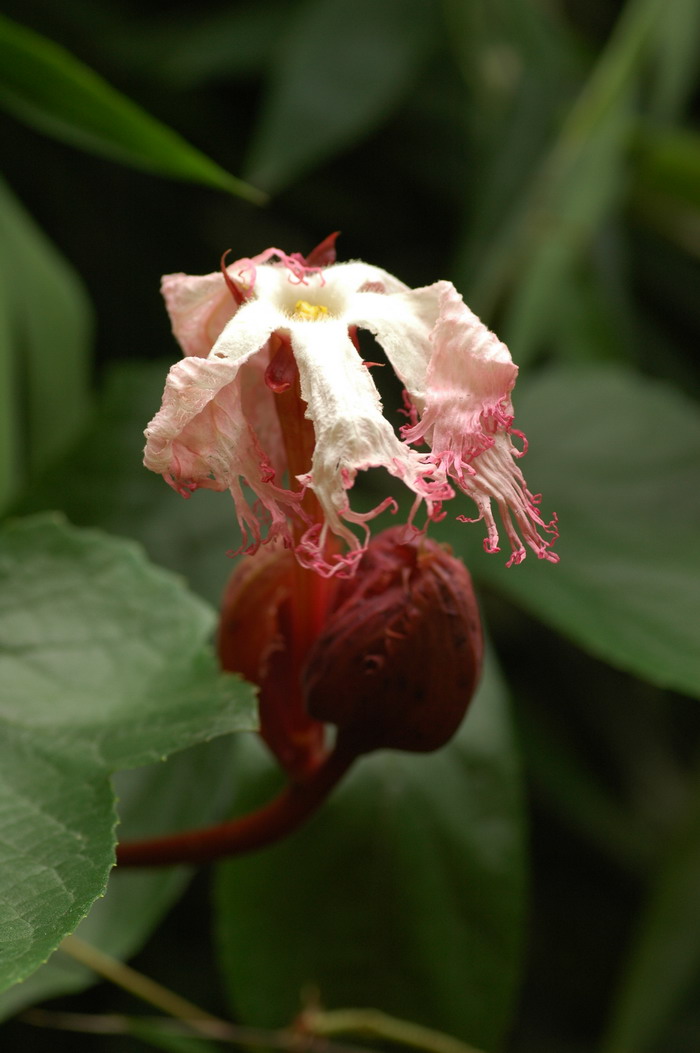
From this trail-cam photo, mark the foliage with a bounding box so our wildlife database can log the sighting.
[1,0,700,1051]
[0,515,256,993]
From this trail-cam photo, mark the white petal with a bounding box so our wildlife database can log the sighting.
[209,297,285,364]
[351,283,443,408]
[289,319,445,569]
[323,261,409,296]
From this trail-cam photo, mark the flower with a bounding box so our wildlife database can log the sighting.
[144,235,558,576]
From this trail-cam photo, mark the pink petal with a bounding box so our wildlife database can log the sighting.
[406,282,558,564]
[161,248,281,357]
[161,272,236,357]
[144,353,299,556]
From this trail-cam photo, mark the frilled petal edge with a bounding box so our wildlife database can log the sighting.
[144,354,305,556]
[289,321,452,577]
[405,282,559,565]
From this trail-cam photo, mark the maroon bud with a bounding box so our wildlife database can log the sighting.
[217,547,326,778]
[302,528,483,754]
[217,545,296,687]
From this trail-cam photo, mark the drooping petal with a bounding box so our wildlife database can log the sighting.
[405,282,558,564]
[144,299,302,554]
[289,319,450,576]
[237,349,287,482]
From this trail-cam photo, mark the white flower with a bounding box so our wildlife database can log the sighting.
[144,239,558,576]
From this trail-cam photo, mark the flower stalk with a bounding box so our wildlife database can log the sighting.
[116,738,358,867]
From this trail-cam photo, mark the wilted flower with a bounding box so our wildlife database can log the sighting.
[144,235,558,576]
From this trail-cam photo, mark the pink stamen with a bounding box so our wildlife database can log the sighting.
[509,428,529,457]
[398,390,420,441]
[251,247,327,287]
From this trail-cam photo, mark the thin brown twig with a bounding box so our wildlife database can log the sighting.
[19,1007,373,1053]
[304,1008,487,1053]
[54,936,487,1053]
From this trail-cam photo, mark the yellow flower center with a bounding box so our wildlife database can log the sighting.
[293,300,329,321]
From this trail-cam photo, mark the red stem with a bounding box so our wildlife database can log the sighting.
[116,740,358,868]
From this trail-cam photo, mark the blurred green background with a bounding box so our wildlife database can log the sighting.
[2,0,700,1051]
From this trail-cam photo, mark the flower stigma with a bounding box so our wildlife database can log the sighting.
[293,300,329,321]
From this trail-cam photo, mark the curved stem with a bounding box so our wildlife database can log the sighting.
[303,1008,486,1053]
[116,740,357,868]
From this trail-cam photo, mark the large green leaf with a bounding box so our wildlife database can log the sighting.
[634,126,700,213]
[0,177,93,512]
[447,0,582,297]
[462,0,665,361]
[0,515,257,993]
[0,271,17,512]
[0,15,265,203]
[451,365,700,698]
[215,651,524,1052]
[0,737,241,1021]
[645,0,700,121]
[244,0,439,193]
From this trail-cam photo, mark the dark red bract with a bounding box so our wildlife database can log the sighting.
[303,527,483,753]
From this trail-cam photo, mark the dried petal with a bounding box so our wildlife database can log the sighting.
[145,244,558,573]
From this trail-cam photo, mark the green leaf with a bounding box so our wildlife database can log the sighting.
[455,365,700,698]
[464,0,666,360]
[0,737,242,1020]
[547,255,635,365]
[500,97,633,362]
[0,515,257,993]
[646,0,700,121]
[601,778,700,1053]
[245,0,439,193]
[516,710,652,874]
[0,176,93,511]
[215,651,524,1051]
[0,15,265,204]
[447,0,582,281]
[0,270,18,511]
[635,126,700,212]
